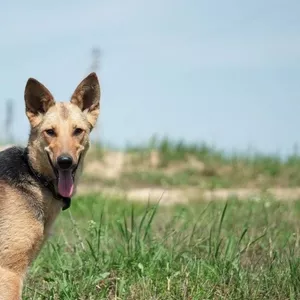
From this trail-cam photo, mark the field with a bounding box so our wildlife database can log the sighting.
[21,139,300,299]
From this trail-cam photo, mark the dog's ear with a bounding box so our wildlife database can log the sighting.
[24,78,55,127]
[70,72,100,129]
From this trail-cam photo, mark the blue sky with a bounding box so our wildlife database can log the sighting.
[0,0,299,155]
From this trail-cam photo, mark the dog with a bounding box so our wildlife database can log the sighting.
[0,72,101,299]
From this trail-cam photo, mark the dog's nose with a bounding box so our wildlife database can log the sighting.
[57,155,73,170]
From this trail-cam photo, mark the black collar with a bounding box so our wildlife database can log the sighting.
[23,148,71,211]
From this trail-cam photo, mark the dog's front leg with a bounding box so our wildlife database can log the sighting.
[0,218,44,300]
[0,266,24,300]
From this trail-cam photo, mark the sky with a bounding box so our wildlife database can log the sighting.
[0,0,299,155]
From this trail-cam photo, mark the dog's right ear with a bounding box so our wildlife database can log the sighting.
[24,78,55,127]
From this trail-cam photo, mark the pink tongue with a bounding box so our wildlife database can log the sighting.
[58,170,74,198]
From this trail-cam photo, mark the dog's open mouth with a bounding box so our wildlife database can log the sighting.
[57,170,75,198]
[47,153,81,198]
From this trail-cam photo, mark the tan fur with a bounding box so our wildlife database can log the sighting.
[0,72,100,299]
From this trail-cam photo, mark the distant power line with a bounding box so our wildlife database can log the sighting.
[89,47,102,145]
[5,98,14,143]
[90,47,101,73]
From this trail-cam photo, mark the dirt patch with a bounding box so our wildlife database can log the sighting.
[85,151,125,179]
[77,184,300,205]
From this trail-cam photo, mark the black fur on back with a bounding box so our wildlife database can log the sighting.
[0,146,44,220]
[0,146,34,186]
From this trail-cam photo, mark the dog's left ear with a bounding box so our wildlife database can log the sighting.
[70,72,101,129]
[24,78,55,127]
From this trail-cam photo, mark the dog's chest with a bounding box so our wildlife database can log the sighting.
[43,197,63,238]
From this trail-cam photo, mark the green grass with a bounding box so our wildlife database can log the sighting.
[119,169,204,188]
[23,193,300,299]
[117,169,251,189]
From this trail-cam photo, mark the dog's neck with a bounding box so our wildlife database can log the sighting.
[27,143,55,180]
[25,141,86,210]
[25,144,72,210]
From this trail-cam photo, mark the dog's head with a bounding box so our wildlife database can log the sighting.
[25,72,100,198]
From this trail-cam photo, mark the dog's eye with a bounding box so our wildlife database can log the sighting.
[45,129,56,137]
[74,128,84,136]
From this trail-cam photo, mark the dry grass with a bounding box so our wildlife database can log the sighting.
[83,139,300,190]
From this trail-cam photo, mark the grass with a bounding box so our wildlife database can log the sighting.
[118,169,204,188]
[3,138,300,189]
[82,138,300,189]
[23,193,300,299]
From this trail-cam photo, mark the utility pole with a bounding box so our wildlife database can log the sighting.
[91,47,101,73]
[90,47,101,145]
[5,98,14,143]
